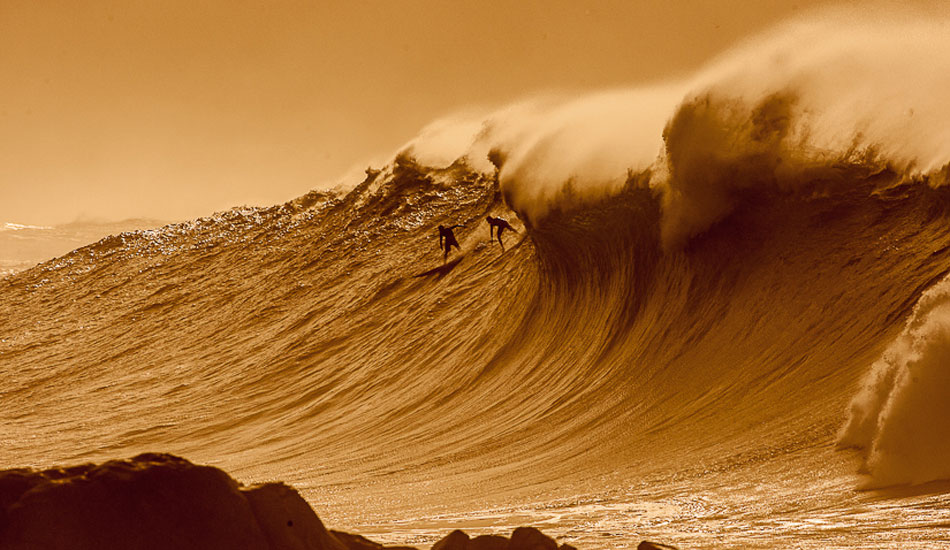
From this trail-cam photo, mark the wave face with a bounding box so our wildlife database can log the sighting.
[6,10,950,550]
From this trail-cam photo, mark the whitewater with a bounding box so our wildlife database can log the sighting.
[5,11,950,549]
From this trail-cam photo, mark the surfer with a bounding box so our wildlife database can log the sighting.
[438,224,464,263]
[486,215,516,246]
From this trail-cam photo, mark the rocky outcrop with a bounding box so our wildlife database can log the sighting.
[468,534,510,550]
[430,529,470,550]
[331,530,417,550]
[427,526,571,550]
[637,542,679,550]
[1,453,271,550]
[0,454,680,550]
[0,453,363,550]
[244,482,348,550]
[427,532,678,550]
[510,527,558,550]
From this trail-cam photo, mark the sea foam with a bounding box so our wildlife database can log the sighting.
[839,274,950,487]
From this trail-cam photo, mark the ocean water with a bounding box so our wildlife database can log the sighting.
[0,220,167,278]
[5,12,950,550]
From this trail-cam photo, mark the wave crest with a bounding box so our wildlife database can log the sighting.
[399,10,950,252]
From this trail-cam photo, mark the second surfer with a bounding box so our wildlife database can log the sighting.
[486,215,516,247]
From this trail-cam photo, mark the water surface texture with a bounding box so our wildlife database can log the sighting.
[6,14,950,549]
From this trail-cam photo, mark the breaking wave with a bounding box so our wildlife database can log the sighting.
[839,274,950,487]
[5,8,950,549]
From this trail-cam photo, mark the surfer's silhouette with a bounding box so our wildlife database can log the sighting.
[438,224,464,263]
[486,216,516,247]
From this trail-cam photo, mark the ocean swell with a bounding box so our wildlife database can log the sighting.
[7,9,950,549]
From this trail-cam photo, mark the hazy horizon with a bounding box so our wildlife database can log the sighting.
[1,0,881,226]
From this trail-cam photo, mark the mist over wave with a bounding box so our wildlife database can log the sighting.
[6,8,950,549]
[403,11,950,246]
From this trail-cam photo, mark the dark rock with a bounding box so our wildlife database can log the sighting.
[509,527,557,550]
[1,453,271,550]
[431,529,471,550]
[0,468,45,530]
[333,530,386,550]
[244,481,348,550]
[0,453,346,550]
[637,542,679,550]
[557,545,578,550]
[332,529,418,550]
[469,534,510,550]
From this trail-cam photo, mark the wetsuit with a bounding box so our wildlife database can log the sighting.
[438,224,463,261]
[486,216,516,245]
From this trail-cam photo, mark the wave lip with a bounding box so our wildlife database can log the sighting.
[399,11,950,254]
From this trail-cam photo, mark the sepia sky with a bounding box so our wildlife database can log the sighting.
[0,0,885,225]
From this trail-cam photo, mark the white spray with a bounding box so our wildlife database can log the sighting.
[399,9,950,247]
[839,274,950,487]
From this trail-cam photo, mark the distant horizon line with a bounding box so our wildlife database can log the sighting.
[0,218,173,231]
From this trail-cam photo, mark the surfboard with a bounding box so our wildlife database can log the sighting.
[414,256,463,278]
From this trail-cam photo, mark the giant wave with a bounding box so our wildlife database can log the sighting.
[5,9,950,549]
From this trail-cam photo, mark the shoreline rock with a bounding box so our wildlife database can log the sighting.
[0,453,678,550]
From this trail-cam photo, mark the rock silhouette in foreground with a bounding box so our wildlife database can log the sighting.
[0,453,678,550]
[637,542,679,550]
[429,527,570,550]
